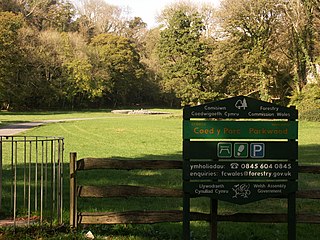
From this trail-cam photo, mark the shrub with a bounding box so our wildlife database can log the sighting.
[290,84,320,121]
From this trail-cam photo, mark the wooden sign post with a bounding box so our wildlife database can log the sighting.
[182,95,298,240]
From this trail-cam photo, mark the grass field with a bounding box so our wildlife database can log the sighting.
[0,110,320,239]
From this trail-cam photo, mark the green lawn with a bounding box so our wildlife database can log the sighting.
[0,110,320,239]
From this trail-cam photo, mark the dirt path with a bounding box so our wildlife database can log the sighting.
[0,110,171,136]
[0,121,46,136]
[0,216,39,227]
[0,117,111,136]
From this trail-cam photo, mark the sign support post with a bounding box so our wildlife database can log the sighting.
[182,159,191,240]
[182,191,190,240]
[288,192,296,240]
[210,198,218,240]
[288,108,297,240]
[182,108,191,240]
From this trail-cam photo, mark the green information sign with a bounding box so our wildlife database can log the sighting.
[183,120,298,139]
[182,96,298,240]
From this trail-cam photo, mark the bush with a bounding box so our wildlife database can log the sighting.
[290,84,320,121]
[299,109,320,121]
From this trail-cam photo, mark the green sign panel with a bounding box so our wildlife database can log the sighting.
[184,181,298,205]
[183,120,298,139]
[186,161,298,180]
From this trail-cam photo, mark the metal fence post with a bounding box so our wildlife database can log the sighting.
[70,152,77,228]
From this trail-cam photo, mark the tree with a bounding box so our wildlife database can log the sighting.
[157,8,214,106]
[0,0,21,13]
[124,17,147,43]
[281,0,320,92]
[76,0,129,36]
[139,28,164,105]
[60,32,103,107]
[212,0,288,102]
[0,12,24,109]
[46,0,76,32]
[157,1,217,38]
[14,0,57,30]
[90,33,146,106]
[1,0,77,32]
[123,17,148,61]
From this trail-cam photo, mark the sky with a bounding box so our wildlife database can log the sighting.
[103,0,221,28]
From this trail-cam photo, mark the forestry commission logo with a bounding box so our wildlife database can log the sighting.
[235,98,248,110]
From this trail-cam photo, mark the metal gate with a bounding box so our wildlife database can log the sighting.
[0,136,64,226]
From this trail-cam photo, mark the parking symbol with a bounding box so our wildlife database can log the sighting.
[218,143,232,158]
[250,143,265,158]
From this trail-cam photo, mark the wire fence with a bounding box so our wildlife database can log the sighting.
[0,136,64,226]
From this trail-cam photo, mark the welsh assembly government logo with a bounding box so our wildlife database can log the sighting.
[232,183,251,199]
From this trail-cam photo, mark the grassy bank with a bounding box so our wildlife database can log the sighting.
[0,110,319,239]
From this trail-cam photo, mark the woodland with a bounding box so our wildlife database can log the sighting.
[0,0,319,119]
